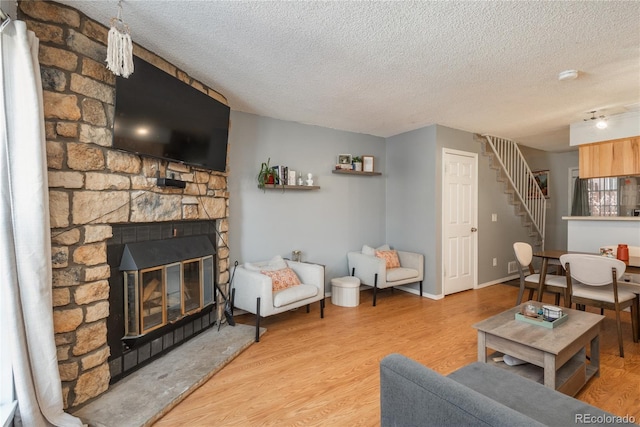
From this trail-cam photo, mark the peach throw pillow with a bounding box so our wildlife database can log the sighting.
[375,250,401,269]
[261,267,301,291]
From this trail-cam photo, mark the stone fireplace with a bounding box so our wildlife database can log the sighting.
[19,0,231,409]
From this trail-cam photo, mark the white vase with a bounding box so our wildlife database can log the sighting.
[353,162,362,171]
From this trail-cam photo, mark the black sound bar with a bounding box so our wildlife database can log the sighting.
[156,177,186,188]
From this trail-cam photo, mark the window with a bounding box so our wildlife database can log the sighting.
[587,177,618,216]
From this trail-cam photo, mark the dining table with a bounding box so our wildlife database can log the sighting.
[533,250,640,303]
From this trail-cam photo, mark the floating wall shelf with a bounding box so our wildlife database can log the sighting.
[332,169,381,176]
[259,185,320,191]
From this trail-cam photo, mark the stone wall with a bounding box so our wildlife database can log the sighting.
[19,0,230,408]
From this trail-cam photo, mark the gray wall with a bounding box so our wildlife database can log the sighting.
[385,126,438,294]
[386,125,536,296]
[228,112,547,296]
[227,112,386,289]
[520,146,579,250]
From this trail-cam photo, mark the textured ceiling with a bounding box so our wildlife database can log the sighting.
[53,0,640,152]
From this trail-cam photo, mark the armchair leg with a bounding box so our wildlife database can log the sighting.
[373,273,378,307]
[306,304,310,313]
[320,298,325,318]
[351,267,355,277]
[419,281,423,297]
[255,297,261,343]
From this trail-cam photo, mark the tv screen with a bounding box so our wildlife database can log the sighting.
[113,56,230,172]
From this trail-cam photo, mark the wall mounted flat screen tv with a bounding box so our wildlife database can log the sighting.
[113,56,230,172]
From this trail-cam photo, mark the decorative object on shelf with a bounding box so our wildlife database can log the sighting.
[306,172,314,186]
[298,176,304,186]
[352,156,362,171]
[336,154,352,170]
[257,158,281,190]
[288,170,297,186]
[600,247,615,258]
[617,244,629,261]
[107,0,134,78]
[362,155,374,172]
[292,250,302,262]
[272,165,287,184]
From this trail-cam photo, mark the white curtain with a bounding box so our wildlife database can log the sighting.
[1,20,83,427]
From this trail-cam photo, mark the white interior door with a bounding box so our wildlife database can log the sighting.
[443,149,478,295]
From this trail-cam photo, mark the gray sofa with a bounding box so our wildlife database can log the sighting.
[380,353,632,426]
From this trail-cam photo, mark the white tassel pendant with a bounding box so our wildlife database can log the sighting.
[106,1,134,78]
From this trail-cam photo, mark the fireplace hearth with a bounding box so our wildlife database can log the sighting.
[107,221,218,383]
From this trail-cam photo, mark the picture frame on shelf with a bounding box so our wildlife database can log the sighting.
[362,155,374,172]
[337,154,352,166]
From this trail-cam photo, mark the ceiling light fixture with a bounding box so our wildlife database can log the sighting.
[584,111,607,129]
[596,118,608,129]
[558,69,579,81]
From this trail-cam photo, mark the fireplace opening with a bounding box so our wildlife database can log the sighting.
[107,221,219,383]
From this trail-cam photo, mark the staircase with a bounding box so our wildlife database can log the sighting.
[479,134,547,249]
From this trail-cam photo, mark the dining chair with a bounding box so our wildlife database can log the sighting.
[513,242,567,305]
[560,254,639,358]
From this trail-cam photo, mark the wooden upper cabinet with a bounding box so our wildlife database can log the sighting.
[579,136,640,178]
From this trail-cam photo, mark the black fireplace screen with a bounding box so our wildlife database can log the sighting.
[120,237,215,337]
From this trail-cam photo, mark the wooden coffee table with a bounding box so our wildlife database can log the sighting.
[473,302,604,396]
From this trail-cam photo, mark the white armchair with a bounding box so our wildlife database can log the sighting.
[347,246,424,306]
[232,257,325,342]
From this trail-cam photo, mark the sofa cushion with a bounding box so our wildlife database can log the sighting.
[386,267,418,282]
[362,245,376,256]
[245,255,287,272]
[376,250,401,268]
[261,267,301,291]
[363,244,391,256]
[448,362,627,426]
[572,283,636,302]
[273,284,318,307]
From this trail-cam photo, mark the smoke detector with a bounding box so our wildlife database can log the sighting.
[558,70,579,81]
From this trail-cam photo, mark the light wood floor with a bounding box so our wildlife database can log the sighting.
[154,284,640,426]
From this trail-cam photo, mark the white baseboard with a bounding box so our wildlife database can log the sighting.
[396,284,444,300]
[477,274,519,289]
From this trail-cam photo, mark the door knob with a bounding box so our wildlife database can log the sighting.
[471,227,478,232]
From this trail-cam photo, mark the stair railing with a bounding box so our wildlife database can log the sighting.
[482,135,546,249]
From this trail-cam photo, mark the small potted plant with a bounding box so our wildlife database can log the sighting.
[257,158,280,190]
[352,156,362,171]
